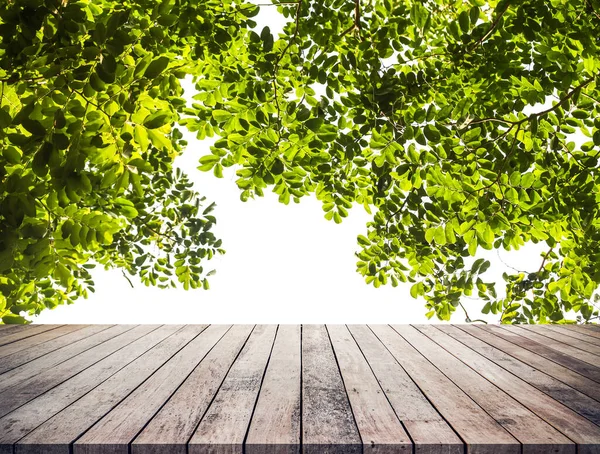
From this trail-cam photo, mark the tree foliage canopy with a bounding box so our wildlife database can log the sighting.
[1,0,600,324]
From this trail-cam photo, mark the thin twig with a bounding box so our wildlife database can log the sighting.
[468,1,511,52]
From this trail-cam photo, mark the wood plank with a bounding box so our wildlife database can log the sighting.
[73,325,229,454]
[481,324,600,383]
[581,324,600,332]
[520,325,600,355]
[132,325,254,454]
[245,325,301,454]
[0,325,30,335]
[0,325,86,359]
[505,325,600,366]
[347,325,464,454]
[0,325,130,392]
[549,325,600,347]
[562,325,600,341]
[0,325,154,418]
[301,324,361,454]
[435,325,600,427]
[392,325,574,454]
[187,325,277,454]
[0,325,64,347]
[369,324,519,454]
[459,324,600,403]
[327,325,412,454]
[0,325,113,375]
[13,325,209,454]
[1,325,182,454]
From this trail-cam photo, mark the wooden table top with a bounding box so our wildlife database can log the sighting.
[0,324,599,454]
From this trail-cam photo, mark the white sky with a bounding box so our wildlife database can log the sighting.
[32,3,548,324]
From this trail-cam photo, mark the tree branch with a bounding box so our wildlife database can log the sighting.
[468,1,511,52]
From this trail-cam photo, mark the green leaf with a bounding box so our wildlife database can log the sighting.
[144,56,170,79]
[212,110,232,123]
[143,111,171,129]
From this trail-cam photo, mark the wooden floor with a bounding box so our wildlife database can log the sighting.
[0,325,599,454]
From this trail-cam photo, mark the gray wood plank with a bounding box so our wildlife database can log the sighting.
[521,325,600,353]
[13,325,203,454]
[0,325,31,335]
[424,325,600,446]
[0,325,65,347]
[0,325,86,360]
[481,324,600,383]
[392,325,574,454]
[460,324,600,403]
[562,325,600,341]
[187,325,277,454]
[505,325,600,365]
[370,324,519,454]
[0,325,154,418]
[549,325,600,346]
[132,325,254,454]
[327,325,412,454]
[436,325,600,427]
[0,325,114,375]
[73,325,227,454]
[245,325,301,454]
[1,325,181,454]
[581,324,600,332]
[301,325,361,454]
[0,325,131,393]
[347,324,463,454]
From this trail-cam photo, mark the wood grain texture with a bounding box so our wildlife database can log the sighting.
[506,325,600,366]
[458,324,600,404]
[0,324,113,375]
[424,325,600,451]
[132,325,254,454]
[562,324,600,340]
[0,325,64,347]
[0,325,86,360]
[327,325,412,454]
[481,324,600,383]
[188,325,277,454]
[369,324,520,454]
[548,325,600,346]
[0,324,125,390]
[348,325,463,454]
[245,325,301,454]
[521,325,600,355]
[302,325,361,454]
[73,325,221,454]
[11,325,184,454]
[0,324,598,454]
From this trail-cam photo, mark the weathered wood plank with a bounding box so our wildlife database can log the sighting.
[520,325,600,355]
[327,325,412,454]
[550,325,600,346]
[0,325,113,375]
[562,325,600,341]
[132,325,254,454]
[0,325,86,360]
[0,325,132,393]
[505,325,600,366]
[302,324,361,454]
[0,325,64,347]
[481,324,600,383]
[0,325,31,335]
[0,325,154,418]
[433,325,600,432]
[369,324,519,454]
[393,325,574,454]
[245,325,301,454]
[348,325,464,454]
[73,325,227,454]
[187,325,277,454]
[459,324,600,403]
[1,325,181,454]
[581,324,600,332]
